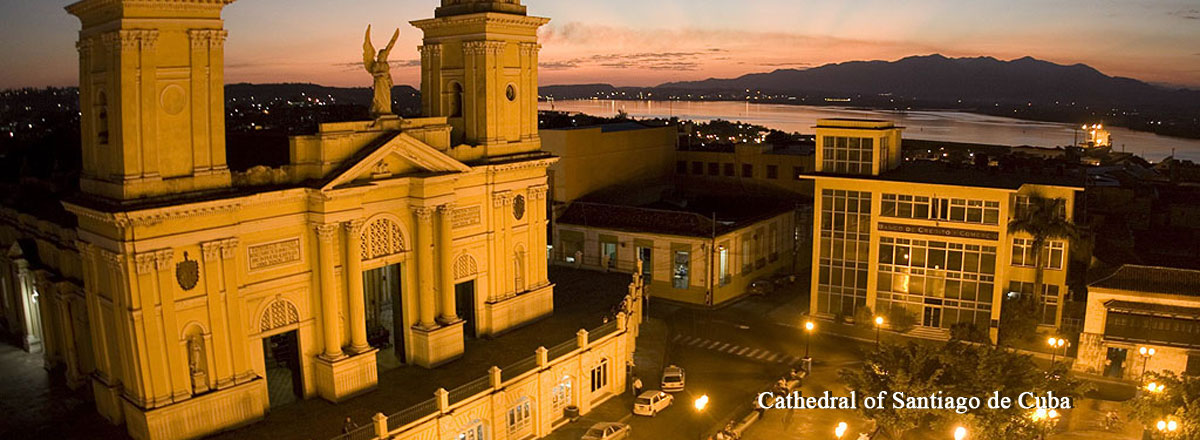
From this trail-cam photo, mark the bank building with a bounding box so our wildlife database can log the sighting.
[0,1,611,439]
[805,119,1084,342]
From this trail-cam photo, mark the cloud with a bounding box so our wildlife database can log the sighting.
[541,50,721,72]
[329,59,421,71]
[1169,9,1200,20]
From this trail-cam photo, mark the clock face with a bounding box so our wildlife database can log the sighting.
[513,194,526,220]
[506,84,517,102]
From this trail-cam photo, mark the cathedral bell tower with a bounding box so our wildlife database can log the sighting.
[68,0,234,201]
[411,0,549,157]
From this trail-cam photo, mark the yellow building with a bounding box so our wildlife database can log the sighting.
[540,122,677,205]
[806,119,1082,341]
[555,198,797,307]
[1074,265,1200,380]
[675,142,816,197]
[0,1,566,439]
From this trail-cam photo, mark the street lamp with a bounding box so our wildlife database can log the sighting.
[694,395,709,440]
[954,426,968,440]
[835,421,848,439]
[804,320,815,359]
[1047,337,1066,367]
[1030,408,1060,440]
[1145,382,1165,393]
[1140,347,1157,379]
[874,316,885,349]
[1156,419,1180,439]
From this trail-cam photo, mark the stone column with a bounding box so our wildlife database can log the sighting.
[344,220,370,352]
[437,204,458,322]
[414,207,437,328]
[316,224,343,359]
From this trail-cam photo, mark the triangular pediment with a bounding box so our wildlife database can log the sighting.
[322,131,471,190]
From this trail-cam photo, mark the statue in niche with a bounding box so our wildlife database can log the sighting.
[188,334,210,394]
[363,25,400,118]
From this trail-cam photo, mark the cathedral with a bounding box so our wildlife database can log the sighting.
[0,1,560,439]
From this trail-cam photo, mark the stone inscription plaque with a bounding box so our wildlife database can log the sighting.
[453,205,482,229]
[248,238,301,271]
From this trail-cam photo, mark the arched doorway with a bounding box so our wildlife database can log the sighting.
[360,216,408,365]
[259,299,302,408]
[453,253,479,339]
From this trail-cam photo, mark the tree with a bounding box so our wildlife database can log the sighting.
[1127,371,1200,439]
[839,342,945,439]
[1004,194,1078,342]
[840,341,1091,440]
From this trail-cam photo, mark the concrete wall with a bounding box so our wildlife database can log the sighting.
[542,125,677,204]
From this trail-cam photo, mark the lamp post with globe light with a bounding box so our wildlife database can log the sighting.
[1047,337,1067,368]
[1155,419,1180,439]
[694,394,709,440]
[954,426,968,440]
[1139,347,1157,379]
[874,316,885,349]
[835,422,848,439]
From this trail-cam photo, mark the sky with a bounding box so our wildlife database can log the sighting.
[1,0,1198,90]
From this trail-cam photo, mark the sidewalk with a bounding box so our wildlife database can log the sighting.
[544,316,670,440]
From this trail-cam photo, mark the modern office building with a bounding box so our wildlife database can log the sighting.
[1074,264,1200,380]
[806,119,1084,341]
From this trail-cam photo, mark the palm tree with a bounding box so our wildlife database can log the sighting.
[1007,194,1078,330]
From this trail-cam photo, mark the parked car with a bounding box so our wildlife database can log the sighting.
[748,279,775,296]
[770,272,797,286]
[661,365,686,392]
[633,390,674,416]
[582,422,631,440]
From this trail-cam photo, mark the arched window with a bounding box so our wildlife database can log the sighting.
[362,217,406,260]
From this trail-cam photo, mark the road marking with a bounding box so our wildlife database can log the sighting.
[719,343,731,351]
[726,345,741,353]
[756,351,770,360]
[747,349,762,358]
[767,354,780,362]
[737,347,750,355]
[688,338,703,347]
[707,341,722,349]
[673,334,683,343]
[618,413,633,424]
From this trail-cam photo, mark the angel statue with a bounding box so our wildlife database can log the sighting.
[363,25,400,118]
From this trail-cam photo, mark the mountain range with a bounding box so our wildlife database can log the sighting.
[653,54,1197,108]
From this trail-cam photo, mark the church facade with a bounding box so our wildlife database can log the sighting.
[0,1,557,439]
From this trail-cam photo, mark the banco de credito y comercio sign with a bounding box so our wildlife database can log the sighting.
[877,222,998,241]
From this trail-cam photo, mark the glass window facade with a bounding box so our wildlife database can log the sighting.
[881,194,1000,225]
[1011,239,1065,269]
[817,189,871,316]
[821,136,875,175]
[876,237,996,329]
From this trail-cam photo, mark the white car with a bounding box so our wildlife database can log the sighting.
[633,390,674,416]
[661,365,685,392]
[582,422,631,440]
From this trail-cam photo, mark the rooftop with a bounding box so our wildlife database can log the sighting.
[814,118,901,130]
[806,159,1085,190]
[1090,264,1200,297]
[557,195,797,237]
